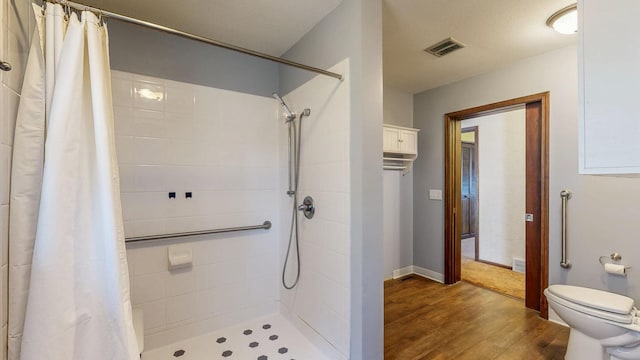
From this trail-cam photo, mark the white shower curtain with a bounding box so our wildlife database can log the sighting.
[9,4,138,359]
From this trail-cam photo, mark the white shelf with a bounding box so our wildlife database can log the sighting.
[383,157,413,162]
[383,165,407,170]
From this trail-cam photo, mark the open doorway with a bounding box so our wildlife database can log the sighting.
[459,111,526,301]
[444,93,550,317]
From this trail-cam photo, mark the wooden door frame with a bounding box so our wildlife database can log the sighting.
[444,92,550,318]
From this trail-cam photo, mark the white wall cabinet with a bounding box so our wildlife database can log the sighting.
[383,125,418,154]
[578,0,640,174]
[383,124,419,173]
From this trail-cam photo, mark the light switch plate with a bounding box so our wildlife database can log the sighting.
[429,189,442,200]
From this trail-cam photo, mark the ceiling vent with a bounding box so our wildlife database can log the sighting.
[424,37,466,57]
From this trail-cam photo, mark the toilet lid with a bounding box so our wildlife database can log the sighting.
[547,285,634,315]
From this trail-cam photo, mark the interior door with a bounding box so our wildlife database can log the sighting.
[460,130,477,240]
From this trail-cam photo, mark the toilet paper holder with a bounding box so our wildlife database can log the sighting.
[599,253,622,265]
[599,253,631,270]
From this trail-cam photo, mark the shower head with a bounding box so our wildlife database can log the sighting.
[272,92,296,121]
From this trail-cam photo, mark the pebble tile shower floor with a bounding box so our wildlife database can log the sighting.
[142,314,329,360]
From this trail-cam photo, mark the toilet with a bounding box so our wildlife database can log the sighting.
[545,285,640,360]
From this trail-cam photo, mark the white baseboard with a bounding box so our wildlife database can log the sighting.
[388,265,444,284]
[412,265,444,283]
[392,266,414,279]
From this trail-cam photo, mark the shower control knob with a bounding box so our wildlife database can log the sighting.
[297,196,315,219]
[0,61,11,72]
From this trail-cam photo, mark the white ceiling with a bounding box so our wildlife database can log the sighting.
[77,0,576,95]
[384,0,577,94]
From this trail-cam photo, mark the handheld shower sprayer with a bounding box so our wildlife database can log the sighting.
[272,92,296,121]
[272,92,312,290]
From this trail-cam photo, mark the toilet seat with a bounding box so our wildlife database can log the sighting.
[546,285,635,325]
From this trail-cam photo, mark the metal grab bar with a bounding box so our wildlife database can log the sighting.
[125,221,272,243]
[560,190,572,269]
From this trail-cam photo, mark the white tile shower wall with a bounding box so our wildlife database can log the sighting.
[278,60,351,358]
[113,71,281,350]
[2,0,33,358]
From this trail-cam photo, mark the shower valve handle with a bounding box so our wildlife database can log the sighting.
[297,203,314,212]
[297,196,315,219]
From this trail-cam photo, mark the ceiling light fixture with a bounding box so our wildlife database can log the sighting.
[546,4,578,34]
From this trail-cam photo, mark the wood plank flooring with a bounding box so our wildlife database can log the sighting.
[461,258,525,300]
[384,276,568,360]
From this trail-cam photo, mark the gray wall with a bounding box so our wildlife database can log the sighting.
[383,85,413,128]
[414,44,640,301]
[280,0,384,358]
[108,21,278,97]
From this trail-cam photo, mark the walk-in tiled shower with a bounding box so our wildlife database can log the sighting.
[114,60,350,359]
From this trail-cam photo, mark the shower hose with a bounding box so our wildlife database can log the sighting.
[282,111,306,290]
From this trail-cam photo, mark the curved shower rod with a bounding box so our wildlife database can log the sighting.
[45,0,344,81]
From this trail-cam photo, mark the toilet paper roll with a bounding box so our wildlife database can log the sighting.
[604,263,626,276]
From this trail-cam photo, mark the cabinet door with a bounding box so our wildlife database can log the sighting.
[579,0,640,173]
[383,127,400,152]
[399,130,417,154]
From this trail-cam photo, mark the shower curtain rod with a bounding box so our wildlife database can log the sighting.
[46,0,344,81]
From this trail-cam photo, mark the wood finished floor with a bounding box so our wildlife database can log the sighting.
[384,276,569,360]
[461,258,525,300]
